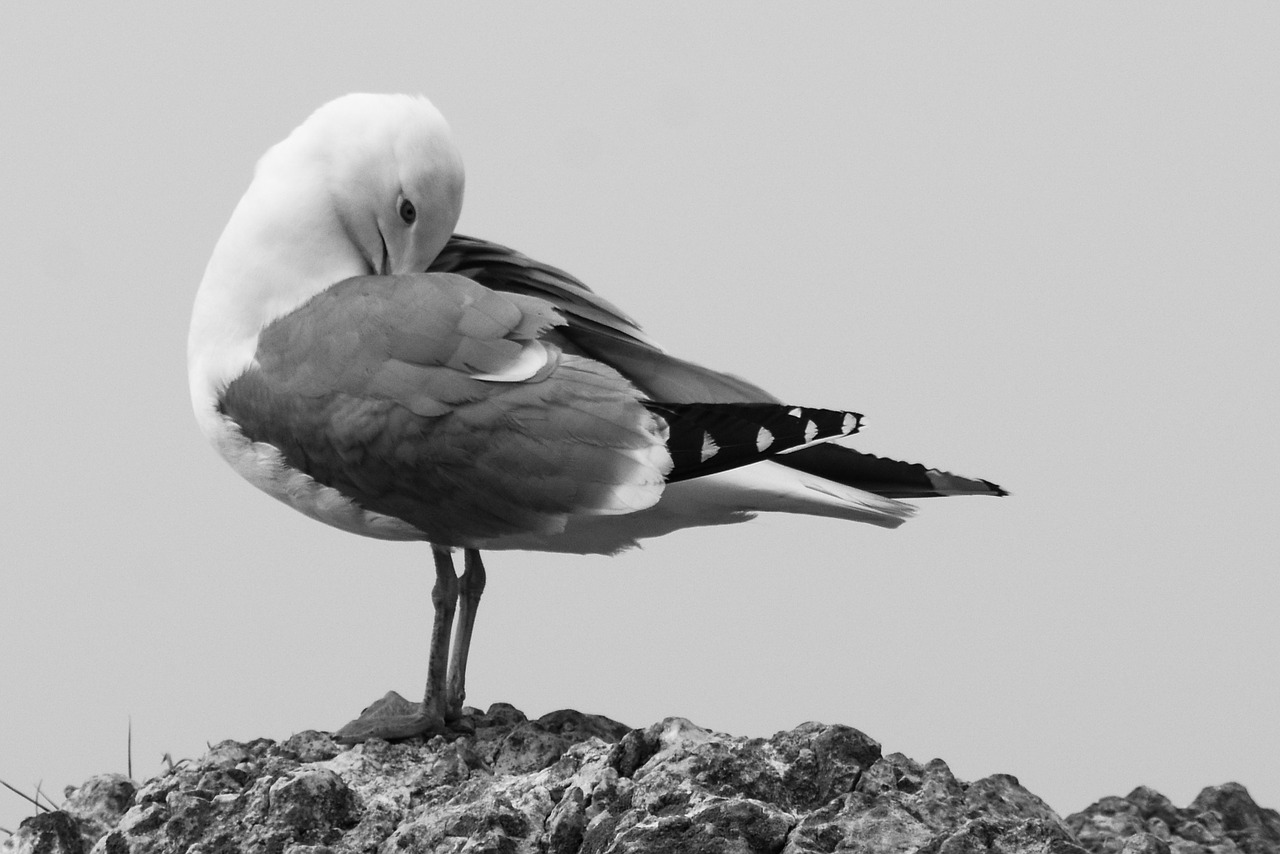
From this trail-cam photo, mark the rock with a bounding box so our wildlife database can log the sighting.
[786,752,1075,854]
[770,720,882,812]
[4,812,84,854]
[1067,783,1280,854]
[1190,782,1280,853]
[266,768,357,840]
[279,730,341,764]
[61,775,136,851]
[4,706,1275,854]
[605,797,793,854]
[486,709,629,776]
[1119,832,1171,854]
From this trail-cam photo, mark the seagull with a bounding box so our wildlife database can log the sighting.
[188,94,1005,743]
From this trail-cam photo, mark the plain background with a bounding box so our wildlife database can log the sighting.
[2,2,1278,836]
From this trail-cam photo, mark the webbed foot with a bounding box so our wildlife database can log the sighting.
[333,690,445,744]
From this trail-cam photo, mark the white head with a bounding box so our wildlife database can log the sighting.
[268,93,466,278]
[189,93,465,416]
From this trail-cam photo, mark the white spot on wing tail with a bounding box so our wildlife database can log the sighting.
[756,427,773,452]
[700,432,720,462]
[777,416,851,456]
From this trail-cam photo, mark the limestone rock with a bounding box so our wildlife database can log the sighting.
[3,705,1275,854]
[1067,783,1280,854]
[62,774,136,851]
[3,812,84,854]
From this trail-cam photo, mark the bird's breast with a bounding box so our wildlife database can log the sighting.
[202,386,429,543]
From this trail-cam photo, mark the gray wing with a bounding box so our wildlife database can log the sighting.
[428,234,783,403]
[219,272,671,547]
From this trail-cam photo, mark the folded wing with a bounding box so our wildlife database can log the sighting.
[429,235,1005,501]
[218,273,672,547]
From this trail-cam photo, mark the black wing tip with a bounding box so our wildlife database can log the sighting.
[921,468,1010,498]
[984,480,1010,497]
[773,443,1007,500]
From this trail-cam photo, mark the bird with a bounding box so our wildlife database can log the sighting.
[188,93,1005,743]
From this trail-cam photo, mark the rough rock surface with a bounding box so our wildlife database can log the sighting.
[1068,783,1280,854]
[4,704,1276,854]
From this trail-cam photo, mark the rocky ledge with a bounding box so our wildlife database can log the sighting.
[4,704,1277,854]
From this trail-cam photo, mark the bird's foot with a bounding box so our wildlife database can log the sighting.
[333,690,445,744]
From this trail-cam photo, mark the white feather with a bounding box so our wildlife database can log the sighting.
[469,340,555,382]
[475,460,913,554]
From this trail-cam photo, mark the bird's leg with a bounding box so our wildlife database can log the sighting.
[445,549,487,722]
[422,546,460,723]
[333,547,459,743]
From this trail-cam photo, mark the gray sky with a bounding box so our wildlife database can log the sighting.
[2,2,1278,835]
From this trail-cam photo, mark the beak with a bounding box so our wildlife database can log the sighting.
[377,229,391,275]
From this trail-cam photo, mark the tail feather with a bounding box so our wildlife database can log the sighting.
[661,461,917,530]
[775,443,1007,499]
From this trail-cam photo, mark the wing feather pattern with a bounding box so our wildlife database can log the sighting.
[219,273,671,547]
[429,234,657,348]
[218,248,1000,556]
[430,235,1005,501]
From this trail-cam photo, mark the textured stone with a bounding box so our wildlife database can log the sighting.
[4,706,1275,854]
[1119,832,1171,854]
[266,768,356,840]
[606,796,793,854]
[4,812,85,854]
[279,730,341,764]
[1067,783,1280,854]
[769,721,882,812]
[484,709,630,777]
[60,775,136,852]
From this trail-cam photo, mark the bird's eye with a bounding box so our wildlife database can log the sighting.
[398,197,417,225]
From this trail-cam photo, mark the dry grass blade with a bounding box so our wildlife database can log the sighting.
[35,781,58,811]
[0,777,51,812]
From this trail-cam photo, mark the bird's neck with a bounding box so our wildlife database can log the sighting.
[187,169,368,423]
